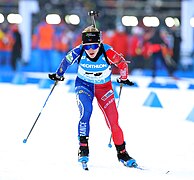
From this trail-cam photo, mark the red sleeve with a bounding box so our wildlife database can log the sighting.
[106,49,129,80]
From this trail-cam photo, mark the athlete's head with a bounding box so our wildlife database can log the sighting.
[82,25,101,58]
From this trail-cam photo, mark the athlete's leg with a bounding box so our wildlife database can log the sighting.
[94,81,124,145]
[75,77,94,162]
[75,77,94,137]
[95,81,137,167]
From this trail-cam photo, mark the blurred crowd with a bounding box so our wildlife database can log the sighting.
[0,23,22,71]
[0,20,183,77]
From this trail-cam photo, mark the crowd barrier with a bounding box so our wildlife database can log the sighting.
[0,71,194,122]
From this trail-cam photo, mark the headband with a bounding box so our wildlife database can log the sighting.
[82,31,101,44]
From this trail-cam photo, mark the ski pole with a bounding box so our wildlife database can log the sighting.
[108,83,123,148]
[23,80,58,143]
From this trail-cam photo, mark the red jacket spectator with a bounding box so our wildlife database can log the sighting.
[111,26,129,57]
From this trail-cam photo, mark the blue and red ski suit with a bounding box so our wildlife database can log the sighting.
[56,43,129,145]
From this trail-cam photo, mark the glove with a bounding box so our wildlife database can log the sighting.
[48,73,64,81]
[117,78,134,86]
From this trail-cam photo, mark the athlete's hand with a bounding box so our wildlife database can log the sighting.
[48,73,64,81]
[117,78,134,86]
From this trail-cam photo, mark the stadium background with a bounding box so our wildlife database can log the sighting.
[0,0,193,84]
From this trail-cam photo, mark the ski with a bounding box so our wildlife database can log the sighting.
[135,165,147,170]
[79,162,169,174]
[134,165,171,174]
[121,162,162,172]
[81,161,89,171]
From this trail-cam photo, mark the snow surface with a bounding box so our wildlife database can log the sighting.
[0,76,194,180]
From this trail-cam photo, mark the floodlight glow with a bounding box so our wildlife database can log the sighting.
[122,16,138,26]
[65,15,70,24]
[46,14,61,24]
[7,13,22,24]
[174,18,180,27]
[165,17,175,27]
[68,14,80,25]
[143,16,160,27]
[0,13,5,23]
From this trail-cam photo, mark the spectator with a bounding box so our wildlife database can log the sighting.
[0,24,14,67]
[10,25,22,71]
[32,19,55,72]
[102,29,115,45]
[148,28,176,78]
[55,23,74,59]
[128,26,145,71]
[111,25,130,74]
[171,26,181,70]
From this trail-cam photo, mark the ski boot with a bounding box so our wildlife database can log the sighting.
[78,136,89,163]
[115,142,138,168]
